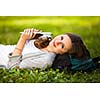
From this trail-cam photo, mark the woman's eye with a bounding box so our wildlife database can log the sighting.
[61,36,63,40]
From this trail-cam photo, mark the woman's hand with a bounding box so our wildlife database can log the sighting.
[21,28,41,40]
[12,28,41,56]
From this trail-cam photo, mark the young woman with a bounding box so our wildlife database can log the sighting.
[0,28,99,71]
[0,28,72,69]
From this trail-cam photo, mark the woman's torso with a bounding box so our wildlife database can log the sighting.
[0,40,56,68]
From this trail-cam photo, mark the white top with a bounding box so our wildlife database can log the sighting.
[0,40,56,69]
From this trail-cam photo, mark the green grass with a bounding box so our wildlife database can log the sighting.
[0,16,100,83]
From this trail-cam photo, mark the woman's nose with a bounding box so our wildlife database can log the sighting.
[56,40,62,45]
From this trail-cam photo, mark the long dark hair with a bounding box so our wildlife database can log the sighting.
[52,33,91,71]
[66,33,90,59]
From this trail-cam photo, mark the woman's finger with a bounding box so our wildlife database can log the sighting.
[24,29,29,32]
[31,33,35,38]
[33,29,39,32]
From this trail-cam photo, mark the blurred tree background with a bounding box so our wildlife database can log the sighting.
[0,16,100,83]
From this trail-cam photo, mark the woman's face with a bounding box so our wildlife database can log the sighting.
[47,34,72,54]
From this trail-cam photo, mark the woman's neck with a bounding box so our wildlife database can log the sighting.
[41,46,53,53]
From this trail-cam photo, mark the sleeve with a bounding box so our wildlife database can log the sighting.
[7,53,22,69]
[19,53,55,69]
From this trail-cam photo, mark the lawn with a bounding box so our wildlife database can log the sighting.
[0,16,100,83]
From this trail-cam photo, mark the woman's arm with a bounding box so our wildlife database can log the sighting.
[12,36,26,56]
[12,28,39,56]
